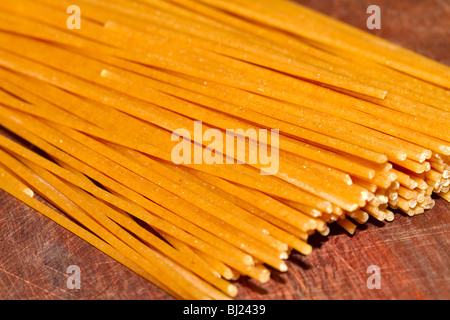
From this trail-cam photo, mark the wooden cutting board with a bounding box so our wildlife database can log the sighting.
[0,0,449,300]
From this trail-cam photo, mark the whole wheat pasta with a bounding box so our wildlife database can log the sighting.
[0,68,339,210]
[151,161,313,254]
[336,218,357,235]
[189,247,242,281]
[5,24,449,156]
[0,129,277,283]
[212,0,450,87]
[8,0,450,109]
[4,107,289,270]
[347,209,369,225]
[0,151,212,299]
[0,37,384,183]
[0,118,267,270]
[168,0,450,106]
[176,165,321,229]
[0,0,449,300]
[0,48,373,209]
[0,47,420,164]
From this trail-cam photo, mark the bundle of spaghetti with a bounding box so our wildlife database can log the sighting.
[0,0,449,299]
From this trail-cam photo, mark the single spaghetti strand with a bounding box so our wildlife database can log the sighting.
[0,47,380,205]
[0,117,265,269]
[0,48,428,165]
[164,0,450,105]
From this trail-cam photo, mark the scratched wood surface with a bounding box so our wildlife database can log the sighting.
[0,0,449,300]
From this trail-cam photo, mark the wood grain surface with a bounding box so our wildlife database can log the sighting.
[0,0,449,300]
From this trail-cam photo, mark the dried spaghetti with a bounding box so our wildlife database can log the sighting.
[0,0,449,300]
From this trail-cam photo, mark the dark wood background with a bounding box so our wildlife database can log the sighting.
[0,0,449,300]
